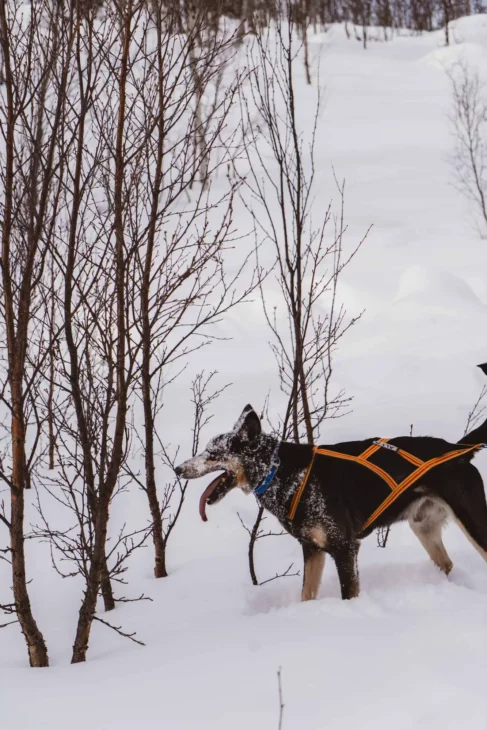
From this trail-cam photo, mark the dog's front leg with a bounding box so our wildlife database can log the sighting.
[332,542,360,600]
[301,543,325,601]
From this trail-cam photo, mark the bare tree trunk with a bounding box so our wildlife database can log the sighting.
[188,40,210,186]
[71,495,111,664]
[302,0,312,84]
[71,0,133,663]
[142,374,167,577]
[241,7,367,584]
[0,0,50,668]
[442,0,451,45]
[140,5,167,579]
[48,261,56,471]
[10,486,49,667]
[100,565,116,611]
[142,365,166,576]
[60,5,115,612]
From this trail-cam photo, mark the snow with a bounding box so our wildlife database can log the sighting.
[2,17,487,730]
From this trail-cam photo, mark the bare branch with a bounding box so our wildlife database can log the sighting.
[93,615,145,647]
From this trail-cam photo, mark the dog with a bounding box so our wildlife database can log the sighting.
[175,405,487,601]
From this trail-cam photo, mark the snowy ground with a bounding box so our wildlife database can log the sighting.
[3,16,487,730]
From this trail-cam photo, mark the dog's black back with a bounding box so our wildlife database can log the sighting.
[269,436,484,538]
[310,437,480,534]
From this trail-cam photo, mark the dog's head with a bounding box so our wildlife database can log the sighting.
[175,404,262,486]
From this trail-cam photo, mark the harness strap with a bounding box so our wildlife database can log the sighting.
[360,444,481,531]
[395,449,424,467]
[288,439,394,520]
[288,441,398,520]
[287,440,483,529]
[315,447,398,490]
[288,447,318,520]
[359,438,389,461]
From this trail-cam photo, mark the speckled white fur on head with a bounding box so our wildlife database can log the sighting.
[175,408,261,489]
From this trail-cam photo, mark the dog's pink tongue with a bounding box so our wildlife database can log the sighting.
[199,474,224,522]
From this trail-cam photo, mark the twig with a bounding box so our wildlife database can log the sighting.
[93,615,145,647]
[464,386,487,436]
[115,594,153,603]
[237,509,287,586]
[0,618,19,628]
[0,601,17,628]
[259,563,299,586]
[277,667,284,730]
[237,511,285,540]
[0,512,10,530]
[0,602,16,613]
[376,526,390,548]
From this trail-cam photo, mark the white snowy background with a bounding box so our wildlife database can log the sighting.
[2,15,487,730]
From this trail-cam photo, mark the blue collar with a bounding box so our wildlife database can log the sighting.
[253,447,280,496]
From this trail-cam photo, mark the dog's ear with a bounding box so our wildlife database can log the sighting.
[234,405,261,442]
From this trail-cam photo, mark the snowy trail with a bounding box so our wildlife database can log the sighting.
[4,525,487,729]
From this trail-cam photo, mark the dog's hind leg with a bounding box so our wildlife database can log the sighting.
[301,543,325,601]
[437,464,487,564]
[408,497,453,574]
[454,517,487,562]
[332,542,360,600]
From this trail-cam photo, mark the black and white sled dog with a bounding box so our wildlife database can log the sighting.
[175,404,487,601]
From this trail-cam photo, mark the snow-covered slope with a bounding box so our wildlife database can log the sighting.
[3,18,487,730]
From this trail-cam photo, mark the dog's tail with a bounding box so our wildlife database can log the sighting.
[458,363,487,445]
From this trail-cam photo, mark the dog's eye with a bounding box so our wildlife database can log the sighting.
[206,453,218,462]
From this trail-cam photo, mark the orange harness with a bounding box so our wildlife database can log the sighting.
[288,439,483,532]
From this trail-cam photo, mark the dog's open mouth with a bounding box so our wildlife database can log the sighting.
[199,471,237,522]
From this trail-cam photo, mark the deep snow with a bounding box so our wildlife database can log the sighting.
[2,16,487,730]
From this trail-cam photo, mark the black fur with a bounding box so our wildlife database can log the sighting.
[175,405,487,601]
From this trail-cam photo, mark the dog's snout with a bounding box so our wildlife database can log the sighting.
[173,455,214,480]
